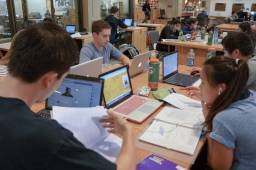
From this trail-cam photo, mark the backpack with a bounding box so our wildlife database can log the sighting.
[119,44,139,59]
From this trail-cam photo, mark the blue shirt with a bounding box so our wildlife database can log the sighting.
[79,42,122,64]
[210,93,256,170]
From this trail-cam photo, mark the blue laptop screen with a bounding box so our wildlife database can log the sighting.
[47,77,102,108]
[100,67,132,107]
[123,19,133,27]
[65,25,76,34]
[163,53,178,77]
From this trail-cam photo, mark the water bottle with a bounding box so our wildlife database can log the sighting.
[187,49,195,66]
[148,57,160,91]
[201,27,206,40]
[207,31,213,45]
[213,27,219,44]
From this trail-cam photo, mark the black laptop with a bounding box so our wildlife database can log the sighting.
[162,52,199,87]
[37,74,103,118]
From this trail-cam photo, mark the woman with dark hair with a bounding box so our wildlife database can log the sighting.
[156,18,181,51]
[200,56,256,170]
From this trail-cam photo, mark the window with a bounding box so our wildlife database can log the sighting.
[100,0,131,18]
[215,3,226,12]
[232,3,244,13]
[0,0,11,43]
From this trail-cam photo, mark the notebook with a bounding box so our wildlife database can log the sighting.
[137,154,187,170]
[162,52,199,87]
[70,57,103,77]
[139,105,204,155]
[65,24,76,34]
[129,51,150,77]
[37,75,103,118]
[99,65,162,123]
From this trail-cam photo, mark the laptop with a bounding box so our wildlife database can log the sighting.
[65,24,76,34]
[162,52,199,87]
[70,57,103,77]
[99,65,162,123]
[123,19,133,27]
[129,51,150,77]
[37,75,103,118]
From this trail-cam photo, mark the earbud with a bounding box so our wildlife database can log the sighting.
[218,88,222,95]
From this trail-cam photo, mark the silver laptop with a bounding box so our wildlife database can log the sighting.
[129,51,151,77]
[99,65,162,123]
[70,57,103,77]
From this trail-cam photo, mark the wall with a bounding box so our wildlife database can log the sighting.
[209,0,255,17]
[83,0,101,32]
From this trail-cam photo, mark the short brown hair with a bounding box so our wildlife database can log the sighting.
[203,56,249,131]
[110,6,119,14]
[92,20,111,34]
[8,23,78,83]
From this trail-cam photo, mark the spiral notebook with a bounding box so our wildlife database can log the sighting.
[139,106,204,155]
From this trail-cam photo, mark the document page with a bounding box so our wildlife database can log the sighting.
[52,106,121,162]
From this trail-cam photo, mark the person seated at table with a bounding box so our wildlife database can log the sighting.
[200,56,256,170]
[182,18,198,35]
[79,20,131,66]
[156,18,181,52]
[105,6,127,44]
[0,22,135,170]
[183,32,256,98]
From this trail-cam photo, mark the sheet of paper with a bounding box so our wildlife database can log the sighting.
[52,106,122,162]
[163,93,201,111]
[155,106,204,128]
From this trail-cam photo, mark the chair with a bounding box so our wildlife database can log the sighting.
[147,30,159,50]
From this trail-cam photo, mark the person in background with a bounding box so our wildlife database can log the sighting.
[182,18,198,35]
[0,22,135,170]
[197,10,208,27]
[105,6,127,44]
[142,0,151,23]
[183,32,256,98]
[200,56,256,170]
[156,18,181,52]
[79,20,131,66]
[230,11,238,21]
[239,22,256,50]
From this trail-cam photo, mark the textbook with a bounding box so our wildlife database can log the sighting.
[52,106,122,162]
[139,106,204,155]
[136,154,187,170]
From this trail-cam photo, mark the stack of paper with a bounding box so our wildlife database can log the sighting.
[139,93,204,155]
[52,106,122,162]
[0,65,8,76]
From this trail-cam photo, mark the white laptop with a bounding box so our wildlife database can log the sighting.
[129,51,151,77]
[70,57,103,77]
[99,65,163,123]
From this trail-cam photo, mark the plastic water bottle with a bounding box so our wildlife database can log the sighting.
[213,27,219,44]
[148,57,160,91]
[187,49,195,66]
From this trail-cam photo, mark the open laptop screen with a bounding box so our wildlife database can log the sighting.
[123,19,133,27]
[99,66,132,108]
[46,75,103,109]
[163,52,178,78]
[65,25,76,34]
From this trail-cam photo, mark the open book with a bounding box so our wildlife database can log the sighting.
[52,106,122,162]
[139,105,204,155]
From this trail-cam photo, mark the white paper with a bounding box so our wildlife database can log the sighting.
[163,93,202,111]
[192,79,201,87]
[52,106,122,162]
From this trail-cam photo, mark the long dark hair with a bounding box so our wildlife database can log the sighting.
[203,56,249,131]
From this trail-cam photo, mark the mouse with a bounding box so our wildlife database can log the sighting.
[190,70,200,76]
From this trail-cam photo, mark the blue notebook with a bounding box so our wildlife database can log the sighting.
[137,154,181,170]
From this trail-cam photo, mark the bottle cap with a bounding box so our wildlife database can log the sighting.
[150,57,159,63]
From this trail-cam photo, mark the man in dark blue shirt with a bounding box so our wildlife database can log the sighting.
[0,23,135,170]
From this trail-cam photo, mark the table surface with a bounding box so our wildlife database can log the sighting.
[0,65,205,169]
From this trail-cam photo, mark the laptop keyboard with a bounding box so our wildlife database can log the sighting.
[166,73,198,86]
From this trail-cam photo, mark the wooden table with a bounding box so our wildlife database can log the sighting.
[26,64,205,169]
[216,24,239,32]
[125,27,147,53]
[137,23,165,33]
[159,39,223,67]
